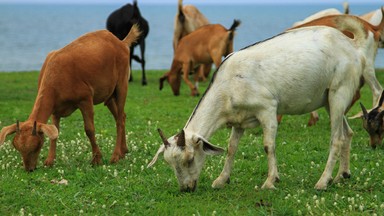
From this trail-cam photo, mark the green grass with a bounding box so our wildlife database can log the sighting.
[1,69,384,215]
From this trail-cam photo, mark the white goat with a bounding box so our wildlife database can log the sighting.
[148,19,380,191]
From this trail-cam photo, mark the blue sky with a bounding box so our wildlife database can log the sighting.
[0,0,382,4]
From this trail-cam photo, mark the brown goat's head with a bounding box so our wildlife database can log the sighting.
[0,120,58,171]
[159,71,181,96]
[360,91,384,149]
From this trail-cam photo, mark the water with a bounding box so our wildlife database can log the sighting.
[0,3,383,72]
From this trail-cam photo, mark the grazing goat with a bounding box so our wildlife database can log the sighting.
[174,0,212,81]
[107,0,149,85]
[148,15,384,191]
[159,20,241,96]
[361,91,384,149]
[0,26,140,172]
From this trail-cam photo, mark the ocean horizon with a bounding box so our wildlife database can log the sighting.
[0,3,383,72]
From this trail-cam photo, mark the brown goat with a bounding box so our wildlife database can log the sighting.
[160,20,241,96]
[173,0,212,81]
[0,25,140,171]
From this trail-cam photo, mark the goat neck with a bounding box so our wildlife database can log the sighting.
[184,84,228,139]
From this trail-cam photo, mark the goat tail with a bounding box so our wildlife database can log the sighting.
[123,24,141,47]
[228,19,241,40]
[178,0,183,11]
[177,0,185,24]
[228,19,241,32]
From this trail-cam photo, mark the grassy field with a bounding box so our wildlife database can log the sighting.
[0,69,384,215]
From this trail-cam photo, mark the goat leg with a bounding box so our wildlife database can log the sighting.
[79,100,102,165]
[44,115,60,166]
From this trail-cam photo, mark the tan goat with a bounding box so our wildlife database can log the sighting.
[173,0,209,49]
[0,25,140,171]
[173,0,211,81]
[160,20,241,96]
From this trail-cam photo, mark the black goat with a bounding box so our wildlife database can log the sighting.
[107,0,149,85]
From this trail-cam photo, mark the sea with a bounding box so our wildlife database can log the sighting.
[0,3,383,72]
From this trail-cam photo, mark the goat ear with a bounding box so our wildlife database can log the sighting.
[39,124,58,140]
[360,102,368,120]
[157,128,170,147]
[203,140,225,156]
[147,145,165,168]
[192,135,225,155]
[0,123,18,145]
[159,73,169,91]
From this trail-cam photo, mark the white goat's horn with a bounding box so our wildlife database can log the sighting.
[158,128,170,147]
[177,130,186,147]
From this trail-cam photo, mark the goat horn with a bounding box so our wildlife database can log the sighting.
[360,103,368,119]
[16,120,20,133]
[157,128,170,147]
[32,121,37,136]
[177,129,186,147]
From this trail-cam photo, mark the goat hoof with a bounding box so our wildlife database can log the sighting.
[121,148,128,156]
[91,155,102,165]
[314,177,332,190]
[342,172,351,179]
[261,183,276,190]
[226,177,231,184]
[44,159,54,167]
[212,176,230,188]
[335,172,351,183]
[110,154,122,163]
[275,176,280,183]
[307,116,319,127]
[142,80,147,86]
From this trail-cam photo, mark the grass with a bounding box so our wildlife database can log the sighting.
[1,69,384,215]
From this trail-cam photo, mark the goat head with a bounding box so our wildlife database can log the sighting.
[360,91,384,148]
[0,120,58,171]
